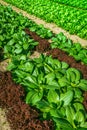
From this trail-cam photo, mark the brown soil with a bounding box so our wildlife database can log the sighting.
[0,71,54,130]
[83,92,87,110]
[25,28,50,52]
[25,28,87,80]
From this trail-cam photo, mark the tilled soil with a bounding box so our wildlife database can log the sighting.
[0,71,54,130]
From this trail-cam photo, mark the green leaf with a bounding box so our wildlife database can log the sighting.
[14,48,22,54]
[7,39,15,45]
[50,108,63,118]
[75,111,85,124]
[23,43,29,50]
[74,88,82,99]
[21,81,37,90]
[45,72,55,84]
[43,84,60,90]
[58,77,68,87]
[25,74,37,84]
[78,79,87,91]
[26,90,43,105]
[61,62,69,69]
[47,90,59,103]
[80,122,87,128]
[66,106,76,128]
[73,102,85,112]
[66,68,81,83]
[60,90,73,106]
[24,62,34,73]
[37,73,45,84]
[36,100,51,112]
[53,117,73,129]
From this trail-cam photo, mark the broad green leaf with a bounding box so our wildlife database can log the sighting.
[58,77,68,87]
[60,90,73,106]
[26,90,43,105]
[73,102,85,112]
[36,100,51,112]
[66,68,81,83]
[80,122,87,128]
[43,84,60,90]
[50,108,63,118]
[25,74,37,84]
[14,48,22,54]
[66,106,76,128]
[21,81,37,90]
[53,117,73,129]
[47,90,59,103]
[24,62,34,73]
[61,62,69,69]
[23,43,29,50]
[75,111,85,124]
[8,39,15,45]
[37,73,45,84]
[45,72,55,84]
[74,88,82,99]
[78,79,87,91]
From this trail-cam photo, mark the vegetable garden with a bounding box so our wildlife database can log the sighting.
[0,1,87,130]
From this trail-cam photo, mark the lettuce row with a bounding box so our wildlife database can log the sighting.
[4,0,87,39]
[52,0,87,10]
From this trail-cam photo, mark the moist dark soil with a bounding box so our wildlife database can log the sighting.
[25,28,87,80]
[0,71,54,130]
[25,28,50,52]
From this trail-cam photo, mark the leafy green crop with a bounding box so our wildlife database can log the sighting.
[4,0,87,39]
[7,54,87,130]
[51,32,87,65]
[0,4,53,58]
[52,0,87,10]
[1,4,87,65]
[1,4,87,130]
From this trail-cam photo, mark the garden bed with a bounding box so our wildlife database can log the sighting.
[0,3,87,130]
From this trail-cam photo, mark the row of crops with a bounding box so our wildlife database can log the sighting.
[0,5,87,65]
[52,0,87,9]
[4,0,87,39]
[0,4,87,130]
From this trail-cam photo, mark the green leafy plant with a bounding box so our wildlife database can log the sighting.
[4,0,87,39]
[7,54,87,130]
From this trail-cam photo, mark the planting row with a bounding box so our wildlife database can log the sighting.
[0,5,87,65]
[52,0,87,9]
[1,4,87,130]
[51,33,87,65]
[25,29,87,80]
[4,0,87,39]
